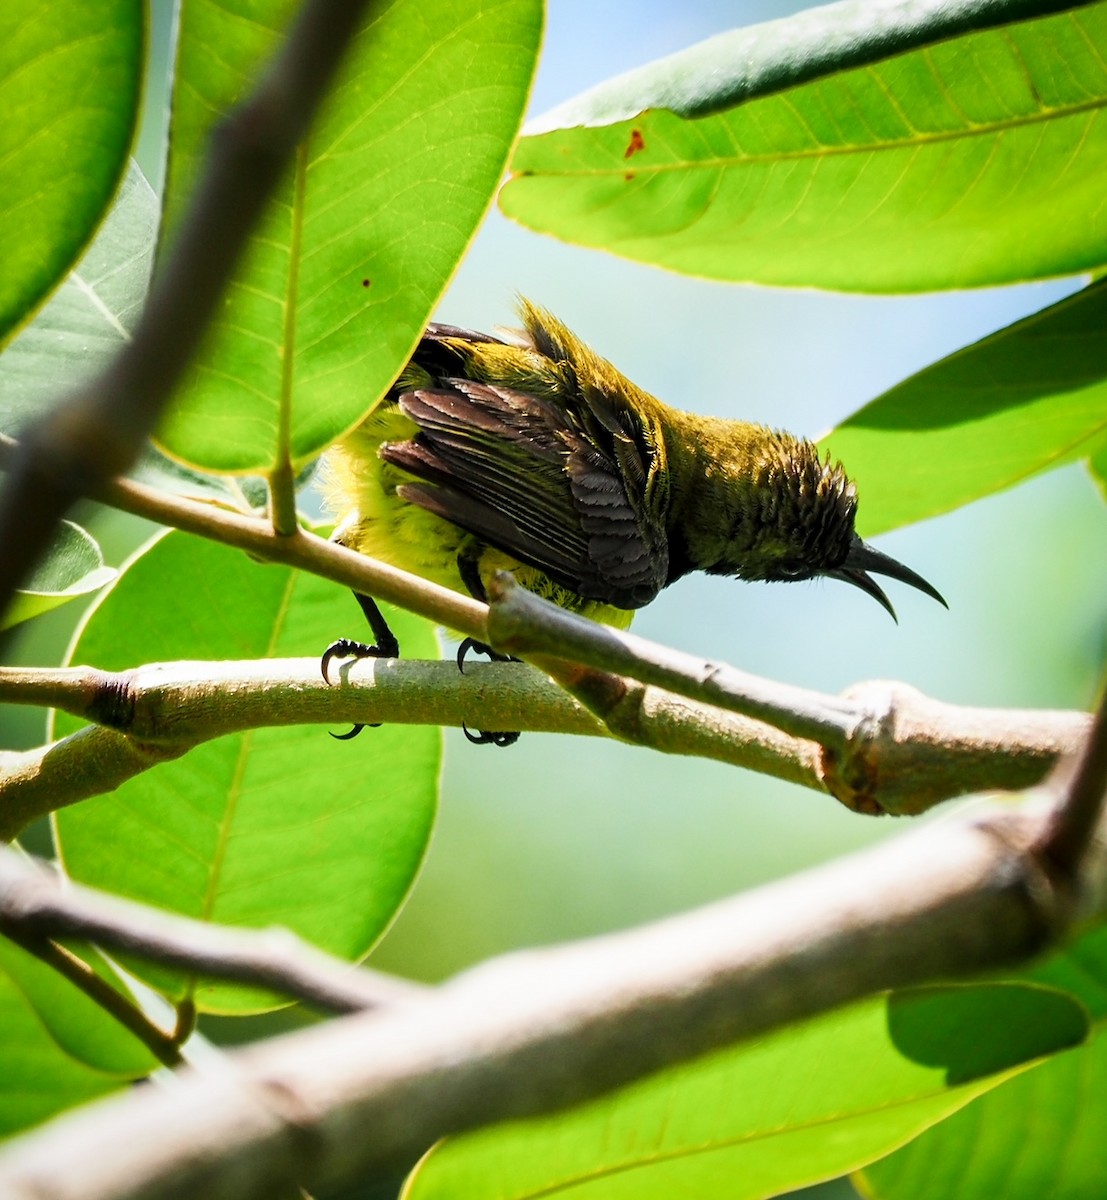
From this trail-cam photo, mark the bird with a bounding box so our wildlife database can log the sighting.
[322,299,945,742]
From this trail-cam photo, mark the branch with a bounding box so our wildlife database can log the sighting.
[0,849,424,1015]
[0,659,1087,836]
[0,0,379,617]
[0,433,489,644]
[489,576,859,749]
[6,430,1077,821]
[0,793,1096,1200]
[1038,682,1107,880]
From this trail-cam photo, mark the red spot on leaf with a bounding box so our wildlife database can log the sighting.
[362,279,371,287]
[624,128,646,158]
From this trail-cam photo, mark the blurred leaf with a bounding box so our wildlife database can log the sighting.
[502,0,1107,291]
[821,280,1107,537]
[0,1,143,347]
[0,945,136,1139]
[858,922,1107,1198]
[0,160,241,504]
[2,520,115,632]
[53,529,440,1014]
[1089,434,1107,500]
[402,984,1086,1200]
[155,0,542,473]
[0,934,156,1076]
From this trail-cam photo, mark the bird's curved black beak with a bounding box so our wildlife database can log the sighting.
[825,535,947,622]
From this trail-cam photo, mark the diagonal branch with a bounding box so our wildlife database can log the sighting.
[0,790,1096,1200]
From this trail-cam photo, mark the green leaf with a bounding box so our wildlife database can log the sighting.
[0,160,241,504]
[0,944,136,1139]
[52,529,440,1014]
[0,1,144,347]
[155,0,542,473]
[2,520,115,632]
[820,280,1107,536]
[858,1030,1107,1199]
[501,0,1107,291]
[401,984,1087,1200]
[1089,433,1107,500]
[0,935,157,1076]
[858,923,1107,1198]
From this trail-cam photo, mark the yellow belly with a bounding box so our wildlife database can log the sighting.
[323,405,635,631]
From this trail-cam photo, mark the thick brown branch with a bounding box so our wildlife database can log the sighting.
[0,0,378,617]
[0,849,424,1015]
[0,801,1084,1200]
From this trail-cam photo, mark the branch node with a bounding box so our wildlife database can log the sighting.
[819,681,910,815]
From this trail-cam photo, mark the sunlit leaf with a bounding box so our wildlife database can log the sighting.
[821,280,1107,536]
[0,2,143,347]
[402,985,1086,1200]
[502,0,1107,290]
[858,916,1107,1198]
[156,0,542,473]
[2,521,115,632]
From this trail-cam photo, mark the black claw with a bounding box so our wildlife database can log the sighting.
[461,723,520,748]
[330,724,367,741]
[457,637,519,673]
[321,638,387,684]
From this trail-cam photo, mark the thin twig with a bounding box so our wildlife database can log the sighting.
[0,0,379,618]
[0,921,181,1069]
[0,434,487,641]
[0,848,427,1014]
[492,573,901,749]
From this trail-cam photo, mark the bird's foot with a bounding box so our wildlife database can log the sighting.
[456,638,521,747]
[321,638,390,741]
[455,637,519,672]
[462,724,520,748]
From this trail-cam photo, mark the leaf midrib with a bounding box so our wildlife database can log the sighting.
[517,93,1105,178]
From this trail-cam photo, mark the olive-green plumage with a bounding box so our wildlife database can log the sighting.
[325,300,944,626]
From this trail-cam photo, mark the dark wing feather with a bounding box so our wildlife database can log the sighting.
[381,380,667,609]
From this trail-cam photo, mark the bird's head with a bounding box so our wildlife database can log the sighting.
[711,432,946,620]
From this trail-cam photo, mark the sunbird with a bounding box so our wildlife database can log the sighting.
[323,300,945,740]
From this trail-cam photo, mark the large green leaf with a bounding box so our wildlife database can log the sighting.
[858,921,1107,1198]
[501,0,1107,291]
[401,984,1087,1200]
[155,0,542,473]
[0,2,143,347]
[0,160,238,503]
[52,529,440,1014]
[2,520,115,633]
[821,280,1107,537]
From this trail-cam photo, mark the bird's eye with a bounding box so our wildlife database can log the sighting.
[776,563,810,580]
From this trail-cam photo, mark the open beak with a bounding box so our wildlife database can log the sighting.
[825,535,948,622]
